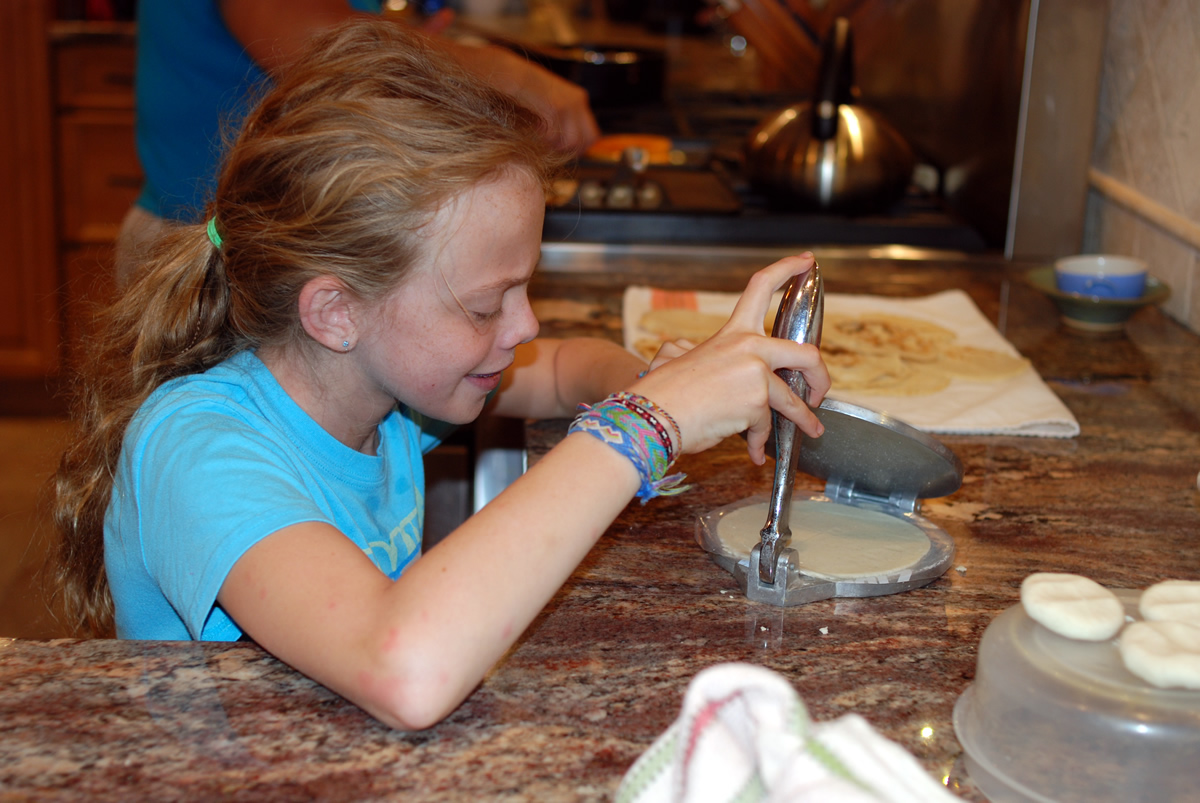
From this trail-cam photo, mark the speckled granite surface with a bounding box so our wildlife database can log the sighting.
[3,249,1198,801]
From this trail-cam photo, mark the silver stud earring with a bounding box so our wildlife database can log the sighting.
[341,340,351,351]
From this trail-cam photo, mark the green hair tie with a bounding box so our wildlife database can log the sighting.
[206,217,223,249]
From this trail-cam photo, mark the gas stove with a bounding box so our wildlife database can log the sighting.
[543,91,990,252]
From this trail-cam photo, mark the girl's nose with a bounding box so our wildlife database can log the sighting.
[502,293,540,349]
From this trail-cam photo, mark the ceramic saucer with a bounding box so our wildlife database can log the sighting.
[1025,267,1171,332]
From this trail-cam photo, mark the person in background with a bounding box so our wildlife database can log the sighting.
[55,18,827,730]
[115,0,601,286]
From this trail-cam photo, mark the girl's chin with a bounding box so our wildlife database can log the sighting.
[404,376,497,425]
[441,390,492,425]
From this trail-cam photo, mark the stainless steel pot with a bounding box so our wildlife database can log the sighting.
[530,43,666,110]
[744,17,916,215]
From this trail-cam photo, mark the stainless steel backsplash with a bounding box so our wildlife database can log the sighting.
[827,0,1108,257]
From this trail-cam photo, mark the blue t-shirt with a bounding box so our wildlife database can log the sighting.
[105,349,452,641]
[135,0,383,222]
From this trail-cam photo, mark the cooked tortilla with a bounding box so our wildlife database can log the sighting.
[634,306,1027,396]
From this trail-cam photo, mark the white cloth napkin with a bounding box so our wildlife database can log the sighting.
[623,286,1079,438]
[616,663,961,803]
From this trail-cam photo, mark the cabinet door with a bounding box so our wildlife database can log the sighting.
[55,40,135,110]
[0,0,60,378]
[57,108,142,244]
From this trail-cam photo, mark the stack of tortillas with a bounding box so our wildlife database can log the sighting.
[635,306,1030,396]
[623,286,1079,437]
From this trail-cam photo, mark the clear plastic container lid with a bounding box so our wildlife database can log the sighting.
[953,590,1200,802]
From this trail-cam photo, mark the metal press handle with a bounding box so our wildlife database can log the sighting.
[758,262,824,585]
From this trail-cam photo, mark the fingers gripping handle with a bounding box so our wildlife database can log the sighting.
[758,263,824,586]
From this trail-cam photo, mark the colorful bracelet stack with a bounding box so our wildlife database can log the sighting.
[569,392,690,503]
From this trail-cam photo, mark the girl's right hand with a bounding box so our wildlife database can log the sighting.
[630,254,830,466]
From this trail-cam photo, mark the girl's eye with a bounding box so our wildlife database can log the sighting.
[471,307,503,323]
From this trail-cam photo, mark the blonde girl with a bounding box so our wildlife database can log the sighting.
[55,18,828,730]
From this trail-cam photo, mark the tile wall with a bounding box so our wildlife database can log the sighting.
[1085,0,1200,333]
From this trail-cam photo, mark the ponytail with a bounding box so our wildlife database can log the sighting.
[53,224,236,636]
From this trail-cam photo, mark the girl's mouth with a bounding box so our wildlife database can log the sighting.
[466,369,504,391]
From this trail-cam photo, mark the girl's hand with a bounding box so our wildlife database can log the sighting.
[630,254,830,465]
[646,337,696,372]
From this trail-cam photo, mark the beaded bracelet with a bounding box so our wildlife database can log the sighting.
[612,391,683,458]
[569,394,690,503]
[615,396,675,464]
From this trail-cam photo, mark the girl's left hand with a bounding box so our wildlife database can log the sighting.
[645,338,696,373]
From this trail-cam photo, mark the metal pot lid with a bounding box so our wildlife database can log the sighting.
[785,398,964,507]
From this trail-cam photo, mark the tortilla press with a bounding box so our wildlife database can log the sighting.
[695,264,964,606]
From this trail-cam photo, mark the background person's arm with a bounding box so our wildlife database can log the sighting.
[219,0,599,153]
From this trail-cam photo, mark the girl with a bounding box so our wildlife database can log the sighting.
[54,18,828,731]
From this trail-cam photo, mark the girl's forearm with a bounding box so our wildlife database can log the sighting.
[364,430,641,727]
[553,337,647,410]
[496,338,645,419]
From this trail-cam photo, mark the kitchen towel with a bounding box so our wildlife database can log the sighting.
[623,286,1079,438]
[615,662,961,803]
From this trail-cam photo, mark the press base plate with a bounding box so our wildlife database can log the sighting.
[696,493,955,606]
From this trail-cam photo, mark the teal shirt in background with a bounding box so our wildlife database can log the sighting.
[134,0,383,222]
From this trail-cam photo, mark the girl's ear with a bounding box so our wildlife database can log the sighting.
[298,275,358,352]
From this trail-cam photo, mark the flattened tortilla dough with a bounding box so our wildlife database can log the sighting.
[639,309,728,343]
[1140,579,1200,625]
[633,306,1026,397]
[931,345,1030,381]
[824,348,913,390]
[843,363,952,397]
[715,500,931,580]
[1020,573,1125,641]
[1119,620,1200,690]
[823,312,956,362]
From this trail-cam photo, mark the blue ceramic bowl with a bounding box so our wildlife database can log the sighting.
[1027,267,1170,332]
[1055,255,1147,300]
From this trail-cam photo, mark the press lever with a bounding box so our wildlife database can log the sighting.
[756,263,824,586]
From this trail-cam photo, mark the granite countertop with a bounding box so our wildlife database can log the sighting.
[3,249,1199,801]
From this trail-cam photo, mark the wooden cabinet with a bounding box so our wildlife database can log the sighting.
[0,1,60,383]
[0,11,138,405]
[52,26,139,372]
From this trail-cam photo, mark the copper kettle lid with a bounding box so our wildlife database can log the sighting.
[744,17,916,214]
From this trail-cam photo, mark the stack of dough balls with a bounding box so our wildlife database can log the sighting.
[635,309,1030,396]
[1020,573,1200,690]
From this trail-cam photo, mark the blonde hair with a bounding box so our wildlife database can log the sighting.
[53,18,564,636]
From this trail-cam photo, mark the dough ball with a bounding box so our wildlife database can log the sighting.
[1020,572,1125,641]
[1140,579,1200,625]
[1119,620,1200,690]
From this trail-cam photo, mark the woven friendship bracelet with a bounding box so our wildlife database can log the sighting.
[614,397,676,465]
[569,396,690,503]
[581,402,671,478]
[613,392,683,455]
